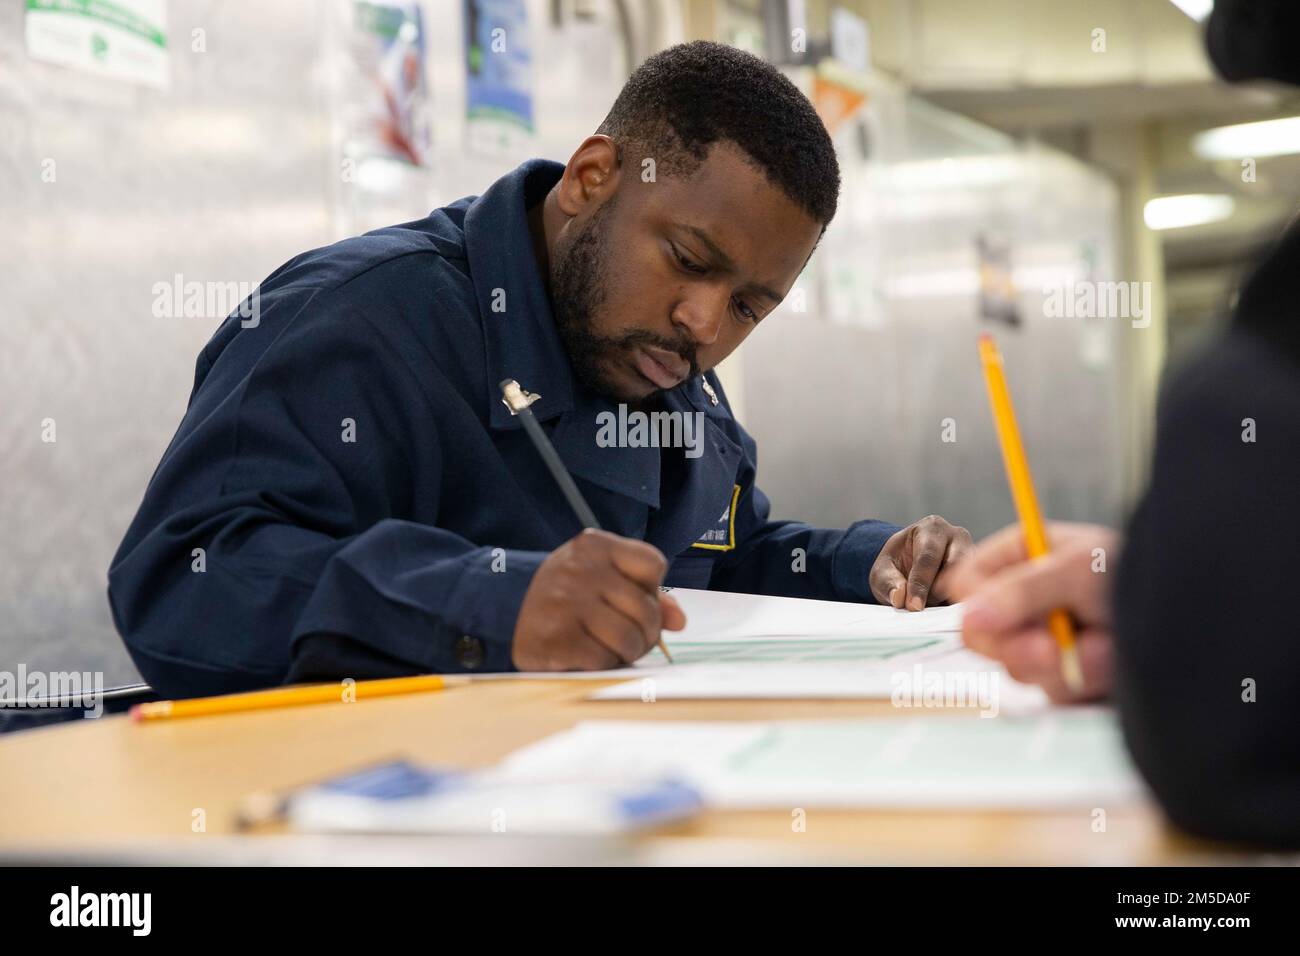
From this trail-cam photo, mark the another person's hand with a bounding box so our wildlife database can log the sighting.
[512,529,686,670]
[947,521,1119,702]
[869,515,974,610]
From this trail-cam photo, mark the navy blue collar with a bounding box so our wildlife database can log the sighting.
[463,160,741,513]
[464,159,576,432]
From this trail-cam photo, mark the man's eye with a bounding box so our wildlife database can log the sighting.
[733,298,757,322]
[672,245,706,274]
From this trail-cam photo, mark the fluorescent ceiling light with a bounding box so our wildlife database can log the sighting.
[1168,0,1212,21]
[1144,194,1235,230]
[885,155,1021,191]
[1193,116,1300,160]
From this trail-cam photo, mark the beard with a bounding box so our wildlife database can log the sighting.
[550,197,700,404]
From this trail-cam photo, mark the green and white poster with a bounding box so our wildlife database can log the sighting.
[464,0,535,155]
[25,0,169,89]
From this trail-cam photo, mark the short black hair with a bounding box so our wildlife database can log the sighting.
[596,41,839,229]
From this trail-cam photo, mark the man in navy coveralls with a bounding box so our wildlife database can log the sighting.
[109,42,972,697]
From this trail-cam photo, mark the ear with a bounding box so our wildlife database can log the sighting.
[554,135,622,218]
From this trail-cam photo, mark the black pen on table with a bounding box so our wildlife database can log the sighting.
[500,378,673,663]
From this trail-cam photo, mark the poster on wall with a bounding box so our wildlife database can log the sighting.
[1077,239,1112,369]
[24,0,169,89]
[464,0,535,156]
[976,232,1022,328]
[822,237,886,329]
[348,0,432,167]
[812,68,867,138]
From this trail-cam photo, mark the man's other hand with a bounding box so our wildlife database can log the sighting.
[869,515,974,610]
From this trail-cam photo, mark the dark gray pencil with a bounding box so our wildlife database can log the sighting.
[500,379,600,529]
[499,378,672,662]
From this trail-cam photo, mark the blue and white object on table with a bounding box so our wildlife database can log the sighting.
[287,760,702,835]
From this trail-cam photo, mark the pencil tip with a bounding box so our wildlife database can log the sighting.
[1061,647,1085,694]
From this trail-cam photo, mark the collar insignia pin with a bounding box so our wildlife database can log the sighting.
[701,378,719,406]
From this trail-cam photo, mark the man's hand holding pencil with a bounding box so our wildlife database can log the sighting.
[512,529,685,671]
[950,521,1118,703]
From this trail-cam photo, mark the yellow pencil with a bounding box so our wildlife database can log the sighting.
[130,674,466,722]
[977,333,1085,693]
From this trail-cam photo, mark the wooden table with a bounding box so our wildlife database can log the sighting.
[0,677,1241,864]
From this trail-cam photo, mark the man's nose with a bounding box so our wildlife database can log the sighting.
[671,289,726,348]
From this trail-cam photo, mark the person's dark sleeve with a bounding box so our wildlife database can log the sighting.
[108,297,541,699]
[1113,329,1300,847]
[706,410,901,602]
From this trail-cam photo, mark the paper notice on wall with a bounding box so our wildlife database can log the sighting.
[330,0,433,238]
[25,0,169,89]
[347,0,433,168]
[464,0,535,156]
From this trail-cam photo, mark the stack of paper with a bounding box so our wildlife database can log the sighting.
[497,589,969,689]
[591,647,1047,714]
[496,588,1048,709]
[491,589,1052,711]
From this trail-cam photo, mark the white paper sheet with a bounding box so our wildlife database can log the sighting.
[483,588,965,681]
[589,647,1049,714]
[493,709,1144,809]
[664,587,965,642]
